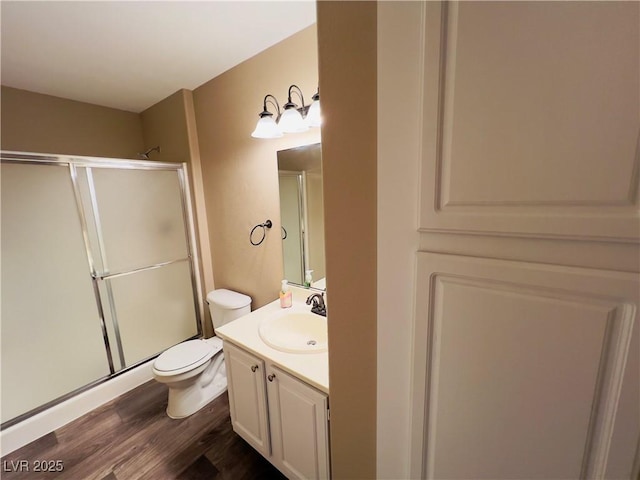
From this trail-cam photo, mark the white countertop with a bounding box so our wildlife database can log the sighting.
[216,287,329,394]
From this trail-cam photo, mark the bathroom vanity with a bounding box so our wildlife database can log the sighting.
[215,291,330,480]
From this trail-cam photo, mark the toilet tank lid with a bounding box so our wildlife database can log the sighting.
[206,289,251,310]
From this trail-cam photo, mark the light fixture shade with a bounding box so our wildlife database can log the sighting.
[279,107,308,133]
[305,99,321,128]
[251,115,283,138]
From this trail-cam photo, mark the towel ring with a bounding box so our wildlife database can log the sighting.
[250,219,273,246]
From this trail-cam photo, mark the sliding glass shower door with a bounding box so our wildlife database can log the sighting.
[79,166,198,370]
[1,153,201,426]
[1,162,111,424]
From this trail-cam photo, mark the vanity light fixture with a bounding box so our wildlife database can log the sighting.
[279,85,308,133]
[251,94,283,139]
[252,85,321,139]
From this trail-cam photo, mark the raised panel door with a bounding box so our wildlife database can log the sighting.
[413,253,638,479]
[223,342,270,456]
[267,365,330,480]
[419,1,639,242]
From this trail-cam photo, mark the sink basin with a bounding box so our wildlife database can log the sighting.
[259,307,328,354]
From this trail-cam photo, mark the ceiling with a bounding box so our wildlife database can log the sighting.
[1,1,317,113]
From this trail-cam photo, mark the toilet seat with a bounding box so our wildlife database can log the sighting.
[153,339,220,377]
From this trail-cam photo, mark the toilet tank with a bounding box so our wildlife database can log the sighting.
[206,289,252,330]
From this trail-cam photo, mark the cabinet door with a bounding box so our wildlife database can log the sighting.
[414,253,639,479]
[402,2,640,478]
[267,365,330,480]
[223,342,270,456]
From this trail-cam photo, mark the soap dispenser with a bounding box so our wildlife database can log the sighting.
[280,280,292,308]
[304,270,314,288]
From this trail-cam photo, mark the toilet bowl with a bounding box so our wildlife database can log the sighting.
[152,289,251,419]
[152,337,226,418]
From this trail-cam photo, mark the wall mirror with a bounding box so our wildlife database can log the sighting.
[277,143,325,289]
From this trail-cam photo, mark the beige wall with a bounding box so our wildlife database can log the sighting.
[141,89,192,164]
[141,89,215,335]
[317,2,377,478]
[0,86,144,159]
[192,25,321,310]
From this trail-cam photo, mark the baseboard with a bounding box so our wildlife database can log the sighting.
[0,361,153,456]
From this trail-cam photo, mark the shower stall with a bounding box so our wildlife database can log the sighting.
[1,151,203,427]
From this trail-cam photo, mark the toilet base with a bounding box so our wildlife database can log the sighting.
[166,368,228,419]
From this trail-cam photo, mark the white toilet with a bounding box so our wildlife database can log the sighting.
[152,289,251,419]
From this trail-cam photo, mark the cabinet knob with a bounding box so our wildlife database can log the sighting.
[251,365,258,372]
[268,373,276,382]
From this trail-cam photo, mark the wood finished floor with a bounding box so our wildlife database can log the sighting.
[1,380,286,480]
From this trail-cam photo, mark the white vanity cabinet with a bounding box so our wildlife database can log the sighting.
[224,341,330,480]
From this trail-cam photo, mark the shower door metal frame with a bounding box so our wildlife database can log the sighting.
[0,151,204,428]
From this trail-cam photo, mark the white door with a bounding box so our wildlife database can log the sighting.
[223,342,270,456]
[408,2,640,478]
[266,365,330,480]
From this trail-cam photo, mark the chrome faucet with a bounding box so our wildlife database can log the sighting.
[306,292,327,317]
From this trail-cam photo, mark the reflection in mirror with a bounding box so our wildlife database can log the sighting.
[277,143,325,289]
